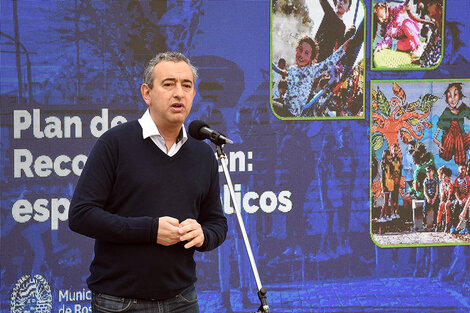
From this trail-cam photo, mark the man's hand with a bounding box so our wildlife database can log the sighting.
[179,219,204,249]
[157,216,181,246]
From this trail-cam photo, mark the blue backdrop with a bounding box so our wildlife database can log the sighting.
[1,0,469,312]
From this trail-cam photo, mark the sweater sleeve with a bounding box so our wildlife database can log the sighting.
[68,137,158,243]
[196,153,227,252]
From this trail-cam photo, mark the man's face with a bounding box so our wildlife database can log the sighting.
[142,60,195,129]
[296,41,313,67]
[446,85,460,109]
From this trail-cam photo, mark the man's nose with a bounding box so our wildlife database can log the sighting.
[173,83,184,98]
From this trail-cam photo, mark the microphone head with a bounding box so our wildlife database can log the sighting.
[188,120,209,140]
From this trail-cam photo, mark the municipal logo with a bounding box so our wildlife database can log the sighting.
[10,274,52,313]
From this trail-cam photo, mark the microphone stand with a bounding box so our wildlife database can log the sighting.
[215,144,270,313]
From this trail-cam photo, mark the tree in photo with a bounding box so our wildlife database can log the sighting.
[371,82,439,200]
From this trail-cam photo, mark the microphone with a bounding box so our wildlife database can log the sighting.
[188,120,233,145]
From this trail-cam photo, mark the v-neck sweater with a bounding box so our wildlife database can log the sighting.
[69,120,227,300]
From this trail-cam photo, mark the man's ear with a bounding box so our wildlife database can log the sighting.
[141,84,151,105]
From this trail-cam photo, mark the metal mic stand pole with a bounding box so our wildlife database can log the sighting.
[215,144,270,313]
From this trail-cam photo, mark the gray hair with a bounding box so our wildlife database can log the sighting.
[143,51,199,89]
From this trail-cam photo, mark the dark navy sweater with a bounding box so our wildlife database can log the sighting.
[69,120,227,300]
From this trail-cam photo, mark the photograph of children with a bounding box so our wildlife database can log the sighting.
[371,80,470,247]
[372,0,444,70]
[271,0,365,119]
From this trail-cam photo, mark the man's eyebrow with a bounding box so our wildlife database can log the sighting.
[161,78,176,84]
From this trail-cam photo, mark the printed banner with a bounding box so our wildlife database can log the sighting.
[1,0,469,312]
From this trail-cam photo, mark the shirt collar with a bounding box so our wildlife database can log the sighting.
[138,109,187,143]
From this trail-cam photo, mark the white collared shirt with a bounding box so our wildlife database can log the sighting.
[138,109,188,157]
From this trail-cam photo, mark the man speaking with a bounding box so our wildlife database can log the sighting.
[69,51,227,312]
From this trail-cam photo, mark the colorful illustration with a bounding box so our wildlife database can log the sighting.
[371,80,470,246]
[271,0,365,118]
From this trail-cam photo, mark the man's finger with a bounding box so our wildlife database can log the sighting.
[184,235,204,249]
[180,228,200,241]
[179,223,197,235]
[162,216,180,226]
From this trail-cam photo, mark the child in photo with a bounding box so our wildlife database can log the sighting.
[436,166,453,232]
[379,149,394,222]
[410,142,435,200]
[274,25,366,118]
[315,0,356,62]
[373,0,435,61]
[273,36,348,116]
[272,58,286,99]
[418,0,443,67]
[390,143,403,219]
[451,164,470,233]
[458,160,470,234]
[423,165,439,230]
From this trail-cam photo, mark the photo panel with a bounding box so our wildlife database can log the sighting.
[370,79,470,247]
[371,0,445,71]
[270,0,366,119]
